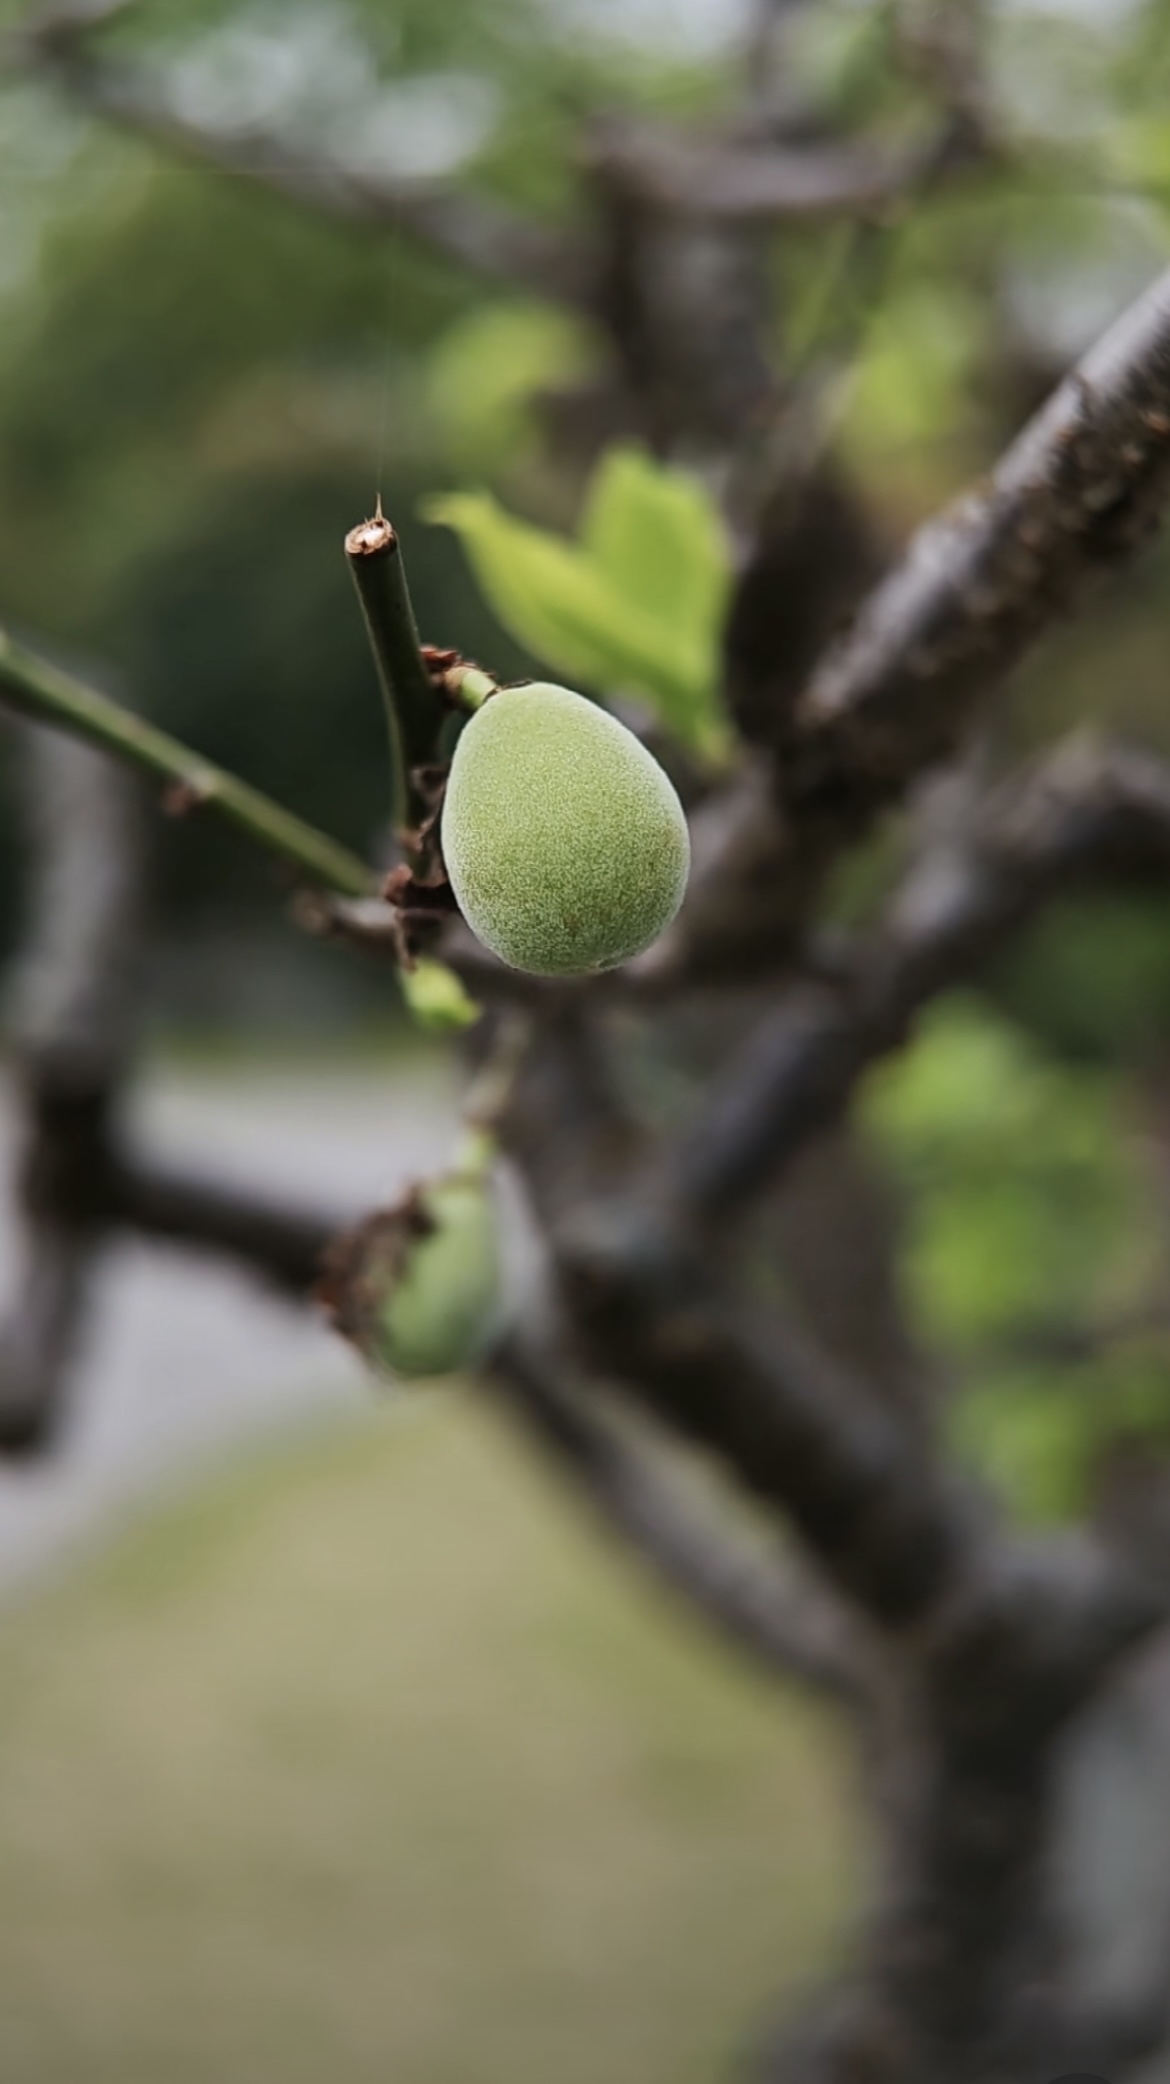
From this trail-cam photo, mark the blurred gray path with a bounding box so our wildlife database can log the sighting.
[0,1059,458,1590]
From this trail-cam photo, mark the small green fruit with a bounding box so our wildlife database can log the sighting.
[440,682,690,977]
[376,1172,500,1379]
[323,1167,502,1382]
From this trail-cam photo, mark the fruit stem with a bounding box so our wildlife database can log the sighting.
[344,508,442,840]
[0,625,375,897]
[444,662,498,711]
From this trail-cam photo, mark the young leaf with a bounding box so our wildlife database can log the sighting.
[581,445,730,660]
[424,449,733,762]
[427,491,654,694]
[401,956,482,1032]
[428,301,597,473]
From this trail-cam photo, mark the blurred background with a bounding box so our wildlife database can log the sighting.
[2,0,1170,2076]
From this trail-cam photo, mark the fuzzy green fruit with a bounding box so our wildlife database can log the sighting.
[323,1167,503,1383]
[441,682,690,977]
[372,1173,501,1380]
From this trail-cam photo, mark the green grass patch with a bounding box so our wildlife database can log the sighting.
[0,1396,855,2084]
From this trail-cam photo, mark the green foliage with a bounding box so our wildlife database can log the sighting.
[949,1343,1170,1528]
[868,1001,1147,1347]
[843,276,991,465]
[426,447,733,762]
[400,956,482,1033]
[428,300,599,473]
[992,893,1170,1064]
[867,998,1169,1524]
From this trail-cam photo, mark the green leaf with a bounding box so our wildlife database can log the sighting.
[401,957,482,1033]
[423,448,733,762]
[428,302,597,473]
[581,445,730,660]
[426,490,653,693]
[866,997,1166,1526]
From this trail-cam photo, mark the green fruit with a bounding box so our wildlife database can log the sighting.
[440,682,690,977]
[373,1172,501,1380]
[323,1167,502,1383]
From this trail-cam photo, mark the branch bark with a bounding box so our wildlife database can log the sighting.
[106,1155,336,1296]
[0,727,145,1450]
[490,1332,876,1707]
[789,265,1170,804]
[665,736,1170,1220]
[660,261,1170,984]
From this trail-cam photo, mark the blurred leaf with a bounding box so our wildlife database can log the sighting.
[581,445,729,666]
[867,998,1169,1524]
[424,448,732,761]
[948,1369,1094,1526]
[842,279,989,473]
[867,999,1149,1349]
[947,1339,1170,1528]
[992,893,1170,1063]
[425,488,658,685]
[1111,111,1170,197]
[428,301,597,472]
[401,957,482,1032]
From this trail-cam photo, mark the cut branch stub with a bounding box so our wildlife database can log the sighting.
[345,510,444,841]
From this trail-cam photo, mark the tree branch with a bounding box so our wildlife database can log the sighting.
[551,1212,975,1627]
[0,727,344,1456]
[493,1000,972,1628]
[345,510,444,839]
[105,1154,337,1296]
[657,261,1170,987]
[788,261,1170,816]
[490,1332,875,1707]
[784,264,1167,779]
[0,627,376,897]
[0,727,145,1451]
[665,736,1170,1220]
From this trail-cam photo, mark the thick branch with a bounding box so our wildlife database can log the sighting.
[667,736,1170,1220]
[0,721,353,1453]
[105,1155,336,1297]
[490,1333,873,1706]
[787,262,1170,817]
[551,1204,976,1628]
[660,262,1170,986]
[557,1203,1164,1671]
[0,727,145,1452]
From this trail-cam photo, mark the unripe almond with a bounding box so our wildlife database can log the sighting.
[440,682,690,977]
[378,1172,500,1379]
[321,1167,502,1382]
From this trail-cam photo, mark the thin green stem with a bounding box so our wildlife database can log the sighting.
[444,661,499,710]
[345,509,441,835]
[0,626,375,898]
